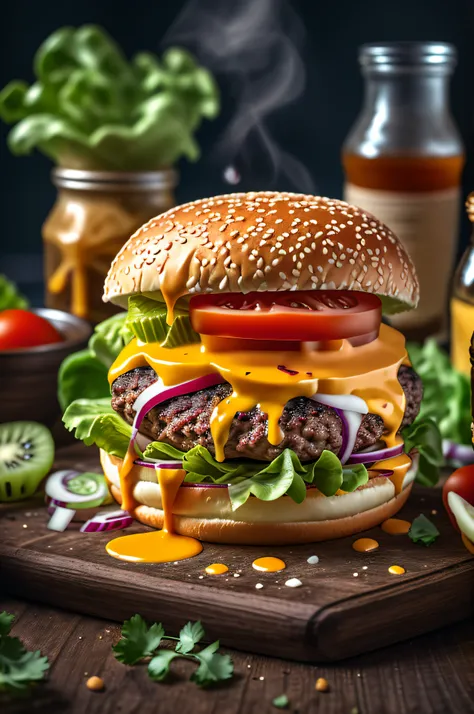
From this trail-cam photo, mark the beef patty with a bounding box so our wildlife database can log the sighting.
[111,364,422,463]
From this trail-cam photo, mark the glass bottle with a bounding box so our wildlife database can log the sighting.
[342,42,464,340]
[42,168,177,324]
[452,194,474,376]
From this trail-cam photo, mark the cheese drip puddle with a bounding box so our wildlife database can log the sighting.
[106,468,202,563]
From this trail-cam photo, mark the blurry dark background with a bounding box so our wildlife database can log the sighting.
[1,0,473,303]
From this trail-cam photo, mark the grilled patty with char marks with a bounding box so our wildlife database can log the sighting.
[111,365,422,462]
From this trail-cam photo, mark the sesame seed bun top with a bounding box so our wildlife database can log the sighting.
[103,191,419,315]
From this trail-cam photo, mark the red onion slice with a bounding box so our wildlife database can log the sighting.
[346,442,404,465]
[132,373,227,439]
[80,509,134,533]
[135,458,182,469]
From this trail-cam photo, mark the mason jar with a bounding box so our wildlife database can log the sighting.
[42,168,178,324]
[342,42,464,340]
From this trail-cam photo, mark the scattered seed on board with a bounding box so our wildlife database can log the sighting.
[86,676,104,692]
[255,583,264,589]
[315,677,329,692]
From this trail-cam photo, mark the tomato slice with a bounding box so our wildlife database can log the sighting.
[443,465,474,532]
[189,290,382,342]
[0,309,63,350]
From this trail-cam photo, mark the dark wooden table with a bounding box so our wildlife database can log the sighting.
[1,595,473,714]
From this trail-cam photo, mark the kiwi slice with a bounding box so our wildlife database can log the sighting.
[126,295,200,347]
[0,421,55,501]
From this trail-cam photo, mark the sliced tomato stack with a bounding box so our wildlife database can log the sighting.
[189,290,382,347]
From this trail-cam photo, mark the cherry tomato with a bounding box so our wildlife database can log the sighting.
[443,465,474,532]
[189,290,382,342]
[0,309,63,350]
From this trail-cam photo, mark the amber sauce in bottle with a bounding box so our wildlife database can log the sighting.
[343,155,464,193]
[343,43,464,340]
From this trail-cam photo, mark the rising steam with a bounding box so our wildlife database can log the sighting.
[163,0,315,193]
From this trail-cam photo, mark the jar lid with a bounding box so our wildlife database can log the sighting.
[52,168,178,192]
[359,42,457,74]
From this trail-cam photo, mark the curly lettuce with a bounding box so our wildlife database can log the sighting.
[0,25,220,169]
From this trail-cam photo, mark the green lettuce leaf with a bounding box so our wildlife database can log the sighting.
[143,441,368,511]
[408,340,471,446]
[0,275,28,311]
[1,25,220,169]
[89,312,133,367]
[58,311,132,410]
[62,398,131,458]
[402,417,444,487]
[58,349,110,411]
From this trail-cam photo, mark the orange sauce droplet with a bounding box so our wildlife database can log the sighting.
[381,518,411,535]
[461,533,474,555]
[252,557,286,572]
[106,468,203,563]
[388,565,406,575]
[352,538,379,553]
[205,563,229,575]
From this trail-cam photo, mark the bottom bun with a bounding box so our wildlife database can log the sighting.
[101,450,413,545]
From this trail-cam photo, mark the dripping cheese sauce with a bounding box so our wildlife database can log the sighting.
[106,323,412,563]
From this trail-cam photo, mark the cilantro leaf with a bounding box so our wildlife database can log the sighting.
[113,614,164,665]
[148,650,180,681]
[0,622,49,691]
[409,514,440,546]
[272,694,290,708]
[176,621,205,655]
[0,613,14,638]
[190,641,234,687]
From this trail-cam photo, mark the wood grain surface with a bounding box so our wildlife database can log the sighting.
[1,444,473,663]
[0,597,473,714]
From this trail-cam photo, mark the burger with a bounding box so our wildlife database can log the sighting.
[96,191,430,545]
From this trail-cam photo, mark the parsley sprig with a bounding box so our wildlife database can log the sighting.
[0,612,49,691]
[113,615,233,688]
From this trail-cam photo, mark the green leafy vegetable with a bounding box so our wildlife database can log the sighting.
[62,398,132,458]
[148,651,180,681]
[408,340,471,446]
[403,418,444,487]
[0,25,220,170]
[190,641,233,687]
[0,275,28,311]
[408,514,440,546]
[58,311,132,410]
[90,312,134,367]
[114,615,233,688]
[127,295,200,347]
[0,611,49,691]
[113,614,164,665]
[175,621,205,654]
[58,349,110,411]
[272,694,290,709]
[143,442,368,510]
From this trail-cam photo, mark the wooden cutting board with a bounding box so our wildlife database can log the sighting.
[1,444,473,663]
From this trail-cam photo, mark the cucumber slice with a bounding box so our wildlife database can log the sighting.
[447,491,474,542]
[0,421,55,501]
[126,295,200,347]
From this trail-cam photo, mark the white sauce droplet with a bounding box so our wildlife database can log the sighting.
[285,578,303,588]
[307,555,319,565]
